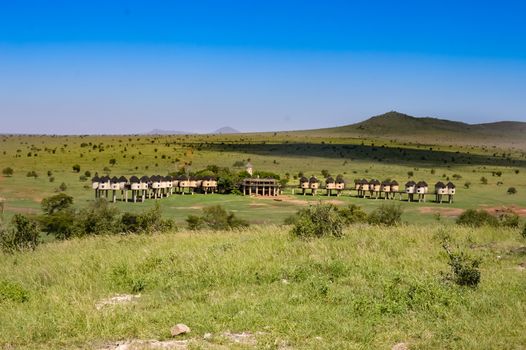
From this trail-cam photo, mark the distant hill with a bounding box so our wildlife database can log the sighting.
[301,111,526,148]
[145,129,193,135]
[214,126,240,134]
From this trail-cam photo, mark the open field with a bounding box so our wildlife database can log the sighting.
[1,224,526,349]
[0,128,525,227]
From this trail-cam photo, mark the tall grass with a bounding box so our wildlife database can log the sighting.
[1,224,525,349]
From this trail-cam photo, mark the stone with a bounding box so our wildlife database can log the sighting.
[171,324,191,337]
[392,342,409,350]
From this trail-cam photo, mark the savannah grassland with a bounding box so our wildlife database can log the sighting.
[1,130,526,349]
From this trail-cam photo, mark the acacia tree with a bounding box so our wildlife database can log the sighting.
[2,167,13,177]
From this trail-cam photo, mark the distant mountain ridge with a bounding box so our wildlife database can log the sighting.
[303,111,526,147]
[214,126,240,134]
[145,126,239,135]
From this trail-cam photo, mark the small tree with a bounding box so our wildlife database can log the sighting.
[186,205,248,231]
[507,187,517,195]
[368,204,403,226]
[59,182,67,192]
[72,164,81,173]
[456,209,497,227]
[41,193,74,215]
[442,244,481,287]
[407,171,414,178]
[109,158,117,166]
[480,176,488,185]
[2,167,13,177]
[0,214,40,252]
[339,204,367,224]
[290,203,345,238]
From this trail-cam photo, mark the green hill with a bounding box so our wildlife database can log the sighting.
[302,111,526,148]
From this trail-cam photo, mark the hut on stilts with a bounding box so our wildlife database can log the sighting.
[446,182,456,203]
[435,181,447,203]
[416,181,428,202]
[309,176,320,195]
[405,181,416,202]
[242,178,279,196]
[300,176,310,195]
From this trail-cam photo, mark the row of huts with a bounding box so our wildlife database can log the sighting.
[92,175,218,202]
[298,176,456,203]
[91,175,456,203]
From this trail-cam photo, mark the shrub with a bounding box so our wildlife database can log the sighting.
[122,203,176,233]
[72,164,80,173]
[368,204,403,226]
[480,176,488,184]
[39,209,77,240]
[497,211,519,228]
[186,205,248,231]
[2,167,13,177]
[339,204,367,224]
[456,209,497,227]
[59,182,67,192]
[84,170,91,177]
[79,175,87,181]
[0,280,29,303]
[464,181,471,189]
[26,171,38,178]
[522,223,526,239]
[507,187,517,195]
[443,244,481,287]
[77,199,121,235]
[41,193,74,215]
[290,203,345,238]
[0,214,40,252]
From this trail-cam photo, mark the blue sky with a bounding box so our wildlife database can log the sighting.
[1,1,525,134]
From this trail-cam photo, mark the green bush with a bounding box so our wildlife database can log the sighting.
[41,193,74,215]
[290,203,345,238]
[77,199,121,235]
[0,280,29,303]
[507,187,517,195]
[2,167,13,177]
[443,244,481,287]
[522,223,526,239]
[339,204,367,224]
[39,209,77,240]
[368,204,403,226]
[0,214,40,252]
[456,209,498,227]
[121,203,176,233]
[498,211,519,228]
[186,205,249,231]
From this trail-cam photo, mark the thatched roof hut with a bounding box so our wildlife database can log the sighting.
[405,180,416,193]
[435,181,447,195]
[309,176,320,189]
[416,181,428,194]
[446,182,456,195]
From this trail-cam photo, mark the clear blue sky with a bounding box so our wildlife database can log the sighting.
[1,0,525,134]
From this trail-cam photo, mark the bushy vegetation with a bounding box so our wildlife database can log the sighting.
[186,205,249,231]
[0,214,40,252]
[38,194,176,240]
[367,204,403,226]
[456,209,519,228]
[456,209,498,227]
[338,204,367,224]
[290,203,345,238]
[1,167,13,177]
[442,243,481,287]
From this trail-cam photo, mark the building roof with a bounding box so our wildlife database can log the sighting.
[309,176,319,183]
[130,176,139,183]
[435,181,446,188]
[390,180,399,186]
[100,176,110,182]
[111,176,119,183]
[335,177,345,184]
[369,179,380,185]
[300,176,309,183]
[446,182,456,188]
[381,180,391,186]
[91,176,100,182]
[416,181,428,187]
[405,181,416,186]
[118,176,128,182]
[177,175,189,181]
[326,176,335,183]
[140,175,150,182]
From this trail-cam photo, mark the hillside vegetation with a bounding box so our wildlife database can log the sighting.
[298,111,526,149]
[1,225,525,349]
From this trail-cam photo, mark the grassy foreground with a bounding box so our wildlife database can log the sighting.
[1,225,525,349]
